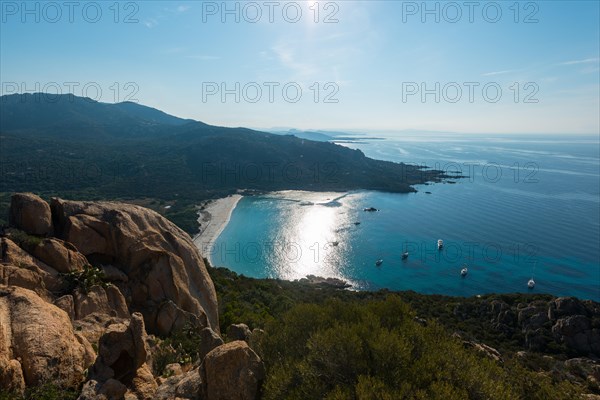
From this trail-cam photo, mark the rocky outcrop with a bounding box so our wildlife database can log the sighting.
[153,341,265,400]
[1,193,256,398]
[200,327,225,360]
[50,197,219,335]
[1,238,62,296]
[0,286,95,392]
[81,313,159,399]
[9,193,53,236]
[154,369,203,400]
[453,296,600,357]
[227,323,252,342]
[73,285,129,320]
[203,341,265,400]
[552,315,600,355]
[32,237,87,273]
[89,313,149,383]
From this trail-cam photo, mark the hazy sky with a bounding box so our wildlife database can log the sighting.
[1,1,599,133]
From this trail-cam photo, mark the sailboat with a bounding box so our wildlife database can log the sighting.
[528,262,537,289]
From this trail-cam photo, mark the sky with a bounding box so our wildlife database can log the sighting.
[1,0,599,134]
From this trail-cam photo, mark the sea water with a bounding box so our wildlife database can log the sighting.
[211,133,600,301]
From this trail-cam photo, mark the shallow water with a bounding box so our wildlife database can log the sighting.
[212,134,600,301]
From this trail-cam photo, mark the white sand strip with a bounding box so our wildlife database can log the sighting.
[193,194,242,259]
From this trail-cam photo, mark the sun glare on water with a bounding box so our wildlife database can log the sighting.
[271,199,349,282]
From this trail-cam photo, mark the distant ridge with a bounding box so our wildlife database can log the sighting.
[0,93,448,233]
[0,93,196,138]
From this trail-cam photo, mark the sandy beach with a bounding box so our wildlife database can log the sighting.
[193,194,243,259]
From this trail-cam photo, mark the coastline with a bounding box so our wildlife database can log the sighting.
[193,194,243,263]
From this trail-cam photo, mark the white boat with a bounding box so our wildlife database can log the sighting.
[528,279,535,289]
[375,259,383,266]
[401,251,409,259]
[437,239,444,250]
[460,266,468,277]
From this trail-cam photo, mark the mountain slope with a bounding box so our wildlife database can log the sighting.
[0,93,449,232]
[0,93,192,138]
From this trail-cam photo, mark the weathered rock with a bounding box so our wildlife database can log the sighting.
[78,380,105,400]
[54,294,75,320]
[1,238,62,295]
[175,369,203,398]
[73,313,129,348]
[51,198,219,335]
[0,358,25,395]
[164,363,183,377]
[0,285,94,389]
[523,312,549,331]
[227,323,252,342]
[565,357,600,384]
[549,297,588,320]
[74,285,129,320]
[154,368,203,400]
[129,363,159,400]
[203,341,265,400]
[78,379,127,400]
[525,328,548,352]
[518,306,540,326]
[463,340,503,363]
[100,264,129,283]
[9,193,53,236]
[0,264,46,297]
[156,299,206,337]
[32,237,87,273]
[552,315,600,355]
[90,312,149,384]
[101,379,128,399]
[496,309,516,326]
[489,300,509,315]
[199,327,224,360]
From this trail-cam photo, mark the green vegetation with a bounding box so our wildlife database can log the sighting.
[0,384,79,400]
[206,267,591,398]
[152,322,202,376]
[6,229,42,250]
[0,93,449,235]
[61,264,110,295]
[254,297,580,399]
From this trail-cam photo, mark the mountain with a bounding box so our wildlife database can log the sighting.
[269,129,335,142]
[0,93,194,138]
[0,93,448,232]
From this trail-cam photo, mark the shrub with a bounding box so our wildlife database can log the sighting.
[61,264,109,294]
[152,322,201,376]
[7,228,42,250]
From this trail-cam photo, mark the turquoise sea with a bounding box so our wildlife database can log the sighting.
[211,134,600,301]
